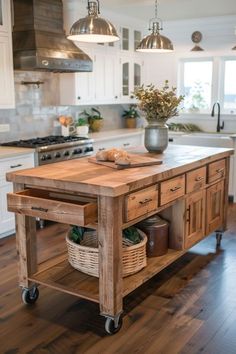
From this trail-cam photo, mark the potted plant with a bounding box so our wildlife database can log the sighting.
[122,104,140,129]
[134,81,184,153]
[76,117,89,136]
[79,107,104,133]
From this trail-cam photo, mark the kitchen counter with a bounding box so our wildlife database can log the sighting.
[6,144,233,334]
[0,147,35,159]
[89,128,144,142]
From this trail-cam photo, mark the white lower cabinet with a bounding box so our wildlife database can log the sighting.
[0,153,35,238]
[93,133,143,153]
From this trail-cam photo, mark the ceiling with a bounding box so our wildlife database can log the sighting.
[100,0,236,21]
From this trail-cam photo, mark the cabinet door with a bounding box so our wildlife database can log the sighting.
[185,189,206,249]
[94,52,119,103]
[0,35,15,108]
[206,181,224,235]
[0,181,15,237]
[0,0,10,34]
[120,57,144,102]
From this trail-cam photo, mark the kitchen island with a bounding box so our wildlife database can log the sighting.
[6,145,233,334]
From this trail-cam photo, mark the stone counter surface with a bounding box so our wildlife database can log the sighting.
[0,147,35,159]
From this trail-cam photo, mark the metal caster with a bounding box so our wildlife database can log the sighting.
[105,316,123,335]
[22,286,39,305]
[216,232,223,248]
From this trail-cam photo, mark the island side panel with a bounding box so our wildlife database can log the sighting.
[13,183,37,288]
[98,195,123,317]
[223,156,231,231]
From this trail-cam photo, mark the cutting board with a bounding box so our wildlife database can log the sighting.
[88,154,162,169]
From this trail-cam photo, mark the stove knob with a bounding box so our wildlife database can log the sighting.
[85,146,94,153]
[41,155,47,161]
[73,149,82,155]
[46,154,52,160]
[55,152,61,158]
[64,151,70,156]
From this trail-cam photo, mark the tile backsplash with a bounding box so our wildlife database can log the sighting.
[0,72,126,143]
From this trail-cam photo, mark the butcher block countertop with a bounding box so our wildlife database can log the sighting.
[6,145,233,197]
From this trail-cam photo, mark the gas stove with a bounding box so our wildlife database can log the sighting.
[1,135,94,165]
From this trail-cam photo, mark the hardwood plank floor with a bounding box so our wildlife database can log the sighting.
[0,204,236,354]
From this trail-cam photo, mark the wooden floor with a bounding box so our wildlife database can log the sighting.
[1,204,236,354]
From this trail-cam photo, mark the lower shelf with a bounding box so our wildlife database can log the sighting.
[29,249,186,303]
[29,253,99,303]
[123,249,185,296]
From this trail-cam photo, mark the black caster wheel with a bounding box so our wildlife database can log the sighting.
[216,233,222,248]
[22,287,39,305]
[105,316,123,335]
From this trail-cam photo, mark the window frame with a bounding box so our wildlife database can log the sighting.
[219,56,236,114]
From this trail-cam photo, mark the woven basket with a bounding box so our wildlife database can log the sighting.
[66,229,147,278]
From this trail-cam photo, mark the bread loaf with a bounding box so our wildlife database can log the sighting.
[95,148,129,163]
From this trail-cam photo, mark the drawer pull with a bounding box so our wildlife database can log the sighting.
[216,168,224,174]
[123,143,130,147]
[195,176,204,182]
[139,198,153,205]
[170,186,181,192]
[10,164,22,169]
[98,148,105,151]
[31,206,48,213]
[186,207,190,222]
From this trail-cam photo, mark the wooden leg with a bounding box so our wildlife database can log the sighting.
[98,195,123,318]
[15,214,37,288]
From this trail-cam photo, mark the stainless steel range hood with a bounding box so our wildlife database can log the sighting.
[12,0,93,73]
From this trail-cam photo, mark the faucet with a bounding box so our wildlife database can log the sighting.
[211,102,224,133]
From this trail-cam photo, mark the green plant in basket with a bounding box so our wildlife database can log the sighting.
[123,226,142,245]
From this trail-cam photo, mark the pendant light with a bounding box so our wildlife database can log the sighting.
[136,0,173,53]
[67,0,119,43]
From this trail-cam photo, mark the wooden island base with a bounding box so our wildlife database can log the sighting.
[6,145,233,334]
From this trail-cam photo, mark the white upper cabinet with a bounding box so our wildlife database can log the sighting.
[59,20,145,105]
[0,0,10,34]
[60,45,120,105]
[120,56,144,102]
[0,0,15,109]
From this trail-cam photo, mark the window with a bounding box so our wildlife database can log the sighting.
[222,59,236,112]
[180,59,213,113]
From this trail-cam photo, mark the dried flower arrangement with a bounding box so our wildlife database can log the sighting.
[134,81,184,124]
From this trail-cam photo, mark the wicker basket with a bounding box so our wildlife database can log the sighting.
[66,229,147,278]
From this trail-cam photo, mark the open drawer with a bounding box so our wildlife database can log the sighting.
[7,189,97,226]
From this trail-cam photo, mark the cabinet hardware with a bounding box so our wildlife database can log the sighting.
[186,207,190,222]
[170,186,181,192]
[115,96,118,99]
[99,148,105,151]
[77,96,81,100]
[195,176,204,181]
[10,164,22,169]
[31,206,48,213]
[123,143,130,147]
[139,198,152,205]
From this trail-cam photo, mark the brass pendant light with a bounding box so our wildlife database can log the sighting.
[67,0,119,43]
[136,0,173,53]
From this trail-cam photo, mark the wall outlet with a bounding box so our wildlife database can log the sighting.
[0,124,10,133]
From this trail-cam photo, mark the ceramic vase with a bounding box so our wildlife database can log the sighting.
[144,123,168,153]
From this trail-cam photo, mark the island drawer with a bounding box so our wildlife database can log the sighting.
[7,189,97,226]
[186,166,207,193]
[208,159,226,183]
[160,175,185,206]
[125,185,158,222]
